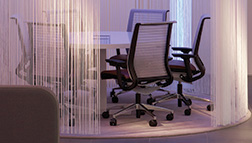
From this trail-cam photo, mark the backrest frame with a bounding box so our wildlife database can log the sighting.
[191,15,210,81]
[192,14,211,56]
[127,22,175,86]
[27,22,68,85]
[11,15,68,85]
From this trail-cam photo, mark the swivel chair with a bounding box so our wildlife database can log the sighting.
[109,9,169,103]
[10,15,75,126]
[149,14,212,115]
[101,21,176,126]
[11,15,68,90]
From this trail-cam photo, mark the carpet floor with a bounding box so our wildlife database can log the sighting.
[60,90,252,139]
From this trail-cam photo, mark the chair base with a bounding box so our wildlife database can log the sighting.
[150,82,213,115]
[107,93,174,127]
[110,87,129,103]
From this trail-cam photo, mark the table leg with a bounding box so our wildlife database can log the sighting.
[100,49,107,113]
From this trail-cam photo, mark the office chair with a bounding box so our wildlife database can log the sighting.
[10,15,75,125]
[11,15,68,90]
[109,9,169,103]
[101,21,176,126]
[148,14,212,115]
[0,86,59,143]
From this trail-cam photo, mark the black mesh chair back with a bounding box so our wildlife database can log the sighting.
[192,15,211,56]
[102,22,176,90]
[11,15,68,86]
[28,22,68,82]
[124,9,168,54]
[126,22,175,88]
[191,15,210,79]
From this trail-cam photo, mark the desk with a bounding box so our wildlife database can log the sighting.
[69,31,132,49]
[69,31,132,112]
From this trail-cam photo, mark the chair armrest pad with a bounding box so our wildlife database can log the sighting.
[105,59,126,67]
[172,53,195,59]
[172,47,192,53]
[168,56,173,61]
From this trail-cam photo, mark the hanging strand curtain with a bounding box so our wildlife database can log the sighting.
[169,0,203,95]
[211,0,249,126]
[169,0,192,50]
[0,0,100,135]
[169,0,212,98]
[191,0,211,97]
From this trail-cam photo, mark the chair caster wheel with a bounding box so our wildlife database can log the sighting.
[147,97,156,105]
[207,104,214,111]
[149,120,157,127]
[112,96,119,103]
[166,113,174,121]
[184,108,191,116]
[110,118,117,126]
[102,111,109,118]
[186,99,192,106]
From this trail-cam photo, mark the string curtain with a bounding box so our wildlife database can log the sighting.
[169,0,192,52]
[0,0,249,136]
[0,0,100,135]
[211,0,249,126]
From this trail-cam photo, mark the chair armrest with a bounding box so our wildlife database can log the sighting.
[172,47,192,54]
[172,53,195,59]
[104,59,137,91]
[168,56,173,61]
[105,59,126,68]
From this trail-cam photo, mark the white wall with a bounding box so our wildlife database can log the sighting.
[248,0,252,75]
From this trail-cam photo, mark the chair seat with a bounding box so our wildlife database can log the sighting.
[169,60,197,73]
[107,57,197,74]
[101,69,130,81]
[110,54,127,62]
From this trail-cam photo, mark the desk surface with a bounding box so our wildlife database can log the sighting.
[69,31,132,49]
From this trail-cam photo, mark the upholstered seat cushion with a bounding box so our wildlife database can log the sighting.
[109,54,128,68]
[107,57,197,74]
[101,69,130,81]
[109,54,127,62]
[169,60,197,73]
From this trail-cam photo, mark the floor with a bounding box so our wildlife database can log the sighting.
[60,76,252,143]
